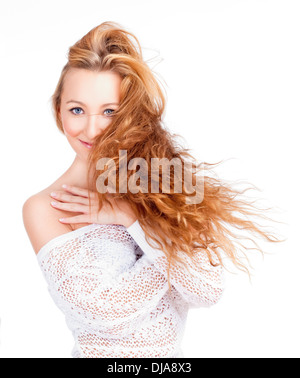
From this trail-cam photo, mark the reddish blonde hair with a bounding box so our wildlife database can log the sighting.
[51,21,284,286]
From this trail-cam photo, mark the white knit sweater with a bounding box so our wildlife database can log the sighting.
[37,220,225,358]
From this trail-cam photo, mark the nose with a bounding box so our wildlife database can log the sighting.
[84,114,109,140]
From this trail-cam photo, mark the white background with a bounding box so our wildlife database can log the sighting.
[0,0,299,358]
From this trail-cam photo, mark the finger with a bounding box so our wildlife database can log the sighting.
[50,191,90,205]
[62,184,92,198]
[61,191,96,204]
[59,214,92,224]
[50,200,88,214]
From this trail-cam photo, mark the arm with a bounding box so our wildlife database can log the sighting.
[23,192,169,332]
[38,240,169,335]
[126,220,225,308]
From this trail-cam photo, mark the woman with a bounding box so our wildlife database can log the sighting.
[22,21,282,358]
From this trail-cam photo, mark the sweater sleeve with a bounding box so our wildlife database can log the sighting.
[126,220,225,308]
[38,233,170,336]
[37,222,224,338]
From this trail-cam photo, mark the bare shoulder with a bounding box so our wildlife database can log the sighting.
[22,191,72,255]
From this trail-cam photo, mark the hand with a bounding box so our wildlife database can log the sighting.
[49,184,137,228]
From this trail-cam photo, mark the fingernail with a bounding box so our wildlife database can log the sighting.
[51,201,58,206]
[59,218,65,222]
[50,192,57,197]
[62,184,68,189]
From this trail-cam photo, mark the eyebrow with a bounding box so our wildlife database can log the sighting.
[66,100,119,107]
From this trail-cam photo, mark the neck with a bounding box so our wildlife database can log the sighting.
[57,154,93,189]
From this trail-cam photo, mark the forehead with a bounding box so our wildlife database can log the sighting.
[62,68,122,103]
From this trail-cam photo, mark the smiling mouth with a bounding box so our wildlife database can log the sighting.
[79,139,93,148]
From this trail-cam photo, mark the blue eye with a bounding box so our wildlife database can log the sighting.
[104,109,115,116]
[70,107,83,115]
[69,107,115,116]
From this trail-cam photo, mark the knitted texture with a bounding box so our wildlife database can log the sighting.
[37,221,225,358]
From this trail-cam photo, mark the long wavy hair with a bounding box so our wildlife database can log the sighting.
[51,21,284,287]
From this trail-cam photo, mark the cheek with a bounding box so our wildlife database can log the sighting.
[61,117,82,137]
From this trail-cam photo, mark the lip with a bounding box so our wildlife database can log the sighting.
[79,139,93,149]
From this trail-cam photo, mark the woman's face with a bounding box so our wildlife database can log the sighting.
[60,68,122,158]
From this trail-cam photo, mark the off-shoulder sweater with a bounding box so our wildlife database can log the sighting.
[36,220,225,358]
